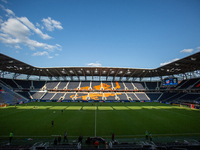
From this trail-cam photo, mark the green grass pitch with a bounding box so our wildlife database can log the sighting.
[0,102,200,139]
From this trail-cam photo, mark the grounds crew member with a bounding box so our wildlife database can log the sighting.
[9,131,13,143]
[149,133,152,141]
[145,131,148,140]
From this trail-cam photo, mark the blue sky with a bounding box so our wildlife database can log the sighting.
[0,0,200,69]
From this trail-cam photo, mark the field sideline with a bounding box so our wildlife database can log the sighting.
[0,102,200,139]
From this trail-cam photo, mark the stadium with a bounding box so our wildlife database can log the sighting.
[0,52,200,150]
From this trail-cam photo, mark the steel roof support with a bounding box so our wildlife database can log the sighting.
[127,70,138,80]
[73,69,79,80]
[27,75,31,80]
[54,69,65,80]
[113,68,120,81]
[13,73,20,79]
[106,69,111,80]
[82,68,86,80]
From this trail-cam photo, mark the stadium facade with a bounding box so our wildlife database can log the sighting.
[0,52,200,105]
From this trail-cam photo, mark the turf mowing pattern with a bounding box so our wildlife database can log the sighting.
[0,102,200,139]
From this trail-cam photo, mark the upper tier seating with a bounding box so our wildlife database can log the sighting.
[32,81,45,89]
[102,81,112,90]
[113,81,125,90]
[57,81,68,90]
[178,78,200,89]
[124,82,134,90]
[133,82,145,90]
[145,82,157,90]
[192,81,200,89]
[91,82,102,90]
[0,78,18,88]
[15,80,31,89]
[46,81,59,90]
[79,82,90,90]
[67,81,80,89]
[176,80,188,89]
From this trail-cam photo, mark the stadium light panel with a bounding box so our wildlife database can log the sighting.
[175,63,179,66]
[118,71,123,74]
[110,71,115,74]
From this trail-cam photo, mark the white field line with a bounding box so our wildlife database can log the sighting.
[0,133,200,138]
[160,109,192,118]
[0,109,26,117]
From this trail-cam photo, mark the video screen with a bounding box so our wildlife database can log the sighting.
[163,78,178,86]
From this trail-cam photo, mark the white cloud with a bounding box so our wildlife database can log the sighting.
[196,46,200,51]
[160,58,179,66]
[15,45,21,49]
[87,61,102,67]
[1,0,7,3]
[16,50,19,53]
[36,22,40,27]
[42,17,63,31]
[180,49,194,53]
[0,6,62,53]
[0,5,15,17]
[55,54,59,56]
[196,46,200,49]
[32,51,53,59]
[17,17,52,40]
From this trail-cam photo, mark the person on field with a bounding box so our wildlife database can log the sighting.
[149,133,152,141]
[111,133,115,141]
[94,141,99,149]
[9,131,13,143]
[52,120,54,127]
[54,138,57,145]
[145,131,148,140]
[58,136,61,144]
[63,131,68,142]
[78,134,83,143]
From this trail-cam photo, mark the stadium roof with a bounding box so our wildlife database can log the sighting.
[0,52,200,80]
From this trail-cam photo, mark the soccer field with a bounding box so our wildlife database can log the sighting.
[0,102,200,139]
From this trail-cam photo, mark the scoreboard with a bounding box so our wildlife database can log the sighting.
[162,78,178,86]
